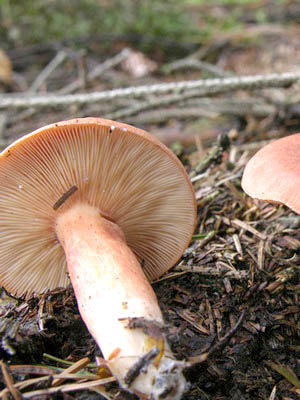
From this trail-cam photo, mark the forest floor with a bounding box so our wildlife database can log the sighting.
[0,1,299,399]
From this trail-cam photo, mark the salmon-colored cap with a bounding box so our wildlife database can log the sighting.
[0,118,196,297]
[242,133,300,213]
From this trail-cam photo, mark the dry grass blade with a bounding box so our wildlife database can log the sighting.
[0,372,103,398]
[51,356,90,386]
[0,376,52,398]
[0,361,22,400]
[231,218,267,240]
[175,264,248,279]
[266,362,300,389]
[232,233,243,256]
[9,364,62,375]
[0,357,111,399]
[268,385,276,400]
[21,377,115,398]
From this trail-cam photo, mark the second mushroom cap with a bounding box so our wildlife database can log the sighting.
[241,133,300,214]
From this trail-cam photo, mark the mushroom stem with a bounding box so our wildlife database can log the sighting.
[55,203,187,399]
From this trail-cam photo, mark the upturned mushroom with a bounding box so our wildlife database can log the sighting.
[242,133,300,214]
[0,118,196,400]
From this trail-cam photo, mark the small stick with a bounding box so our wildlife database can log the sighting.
[0,361,22,400]
[125,107,218,126]
[163,58,233,77]
[1,71,300,109]
[53,185,78,210]
[175,264,248,279]
[107,89,218,120]
[192,132,230,176]
[59,48,131,94]
[188,309,247,364]
[28,50,67,93]
[124,347,160,387]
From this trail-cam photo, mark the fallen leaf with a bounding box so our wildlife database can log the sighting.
[0,48,12,84]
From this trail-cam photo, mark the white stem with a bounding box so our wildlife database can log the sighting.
[55,203,187,399]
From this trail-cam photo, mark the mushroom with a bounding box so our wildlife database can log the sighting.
[0,118,196,400]
[242,134,300,214]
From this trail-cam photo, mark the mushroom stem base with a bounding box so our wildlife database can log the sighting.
[55,203,187,399]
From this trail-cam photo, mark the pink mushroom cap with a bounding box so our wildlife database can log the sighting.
[242,133,300,214]
[0,117,197,298]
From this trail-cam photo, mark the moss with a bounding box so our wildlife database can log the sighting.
[0,0,198,47]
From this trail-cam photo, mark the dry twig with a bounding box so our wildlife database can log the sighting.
[163,58,233,77]
[28,50,67,93]
[1,72,299,109]
[175,264,248,279]
[59,47,131,94]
